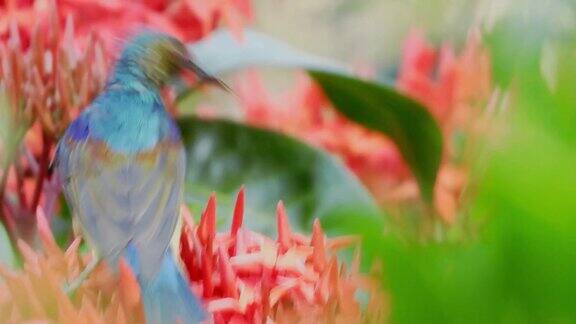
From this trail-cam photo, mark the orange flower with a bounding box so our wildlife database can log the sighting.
[397,29,457,123]
[0,10,108,246]
[1,0,253,51]
[0,209,145,323]
[395,29,491,223]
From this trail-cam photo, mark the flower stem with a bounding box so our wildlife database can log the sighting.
[30,131,51,212]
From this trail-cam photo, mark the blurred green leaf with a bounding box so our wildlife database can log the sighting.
[310,71,442,202]
[351,120,576,322]
[187,28,350,76]
[178,117,382,236]
[0,223,15,267]
[485,0,576,143]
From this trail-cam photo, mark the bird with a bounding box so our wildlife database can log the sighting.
[55,30,227,323]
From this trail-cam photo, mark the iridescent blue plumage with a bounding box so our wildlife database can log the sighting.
[56,31,205,324]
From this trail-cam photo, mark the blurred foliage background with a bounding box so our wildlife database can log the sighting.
[254,0,485,77]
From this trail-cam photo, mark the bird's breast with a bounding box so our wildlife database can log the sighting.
[89,105,181,155]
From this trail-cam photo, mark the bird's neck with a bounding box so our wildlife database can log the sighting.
[108,60,161,90]
[103,67,164,109]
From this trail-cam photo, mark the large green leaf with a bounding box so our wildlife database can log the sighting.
[186,29,442,202]
[310,71,443,202]
[178,117,382,236]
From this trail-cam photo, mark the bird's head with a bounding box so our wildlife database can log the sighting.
[116,30,228,90]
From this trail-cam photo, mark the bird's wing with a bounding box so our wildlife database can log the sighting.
[56,136,185,279]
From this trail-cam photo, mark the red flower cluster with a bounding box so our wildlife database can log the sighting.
[0,10,108,246]
[1,0,252,50]
[180,189,385,323]
[397,29,492,129]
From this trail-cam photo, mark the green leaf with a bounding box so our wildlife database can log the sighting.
[51,196,74,249]
[0,223,15,267]
[178,117,382,236]
[188,29,350,76]
[310,70,443,202]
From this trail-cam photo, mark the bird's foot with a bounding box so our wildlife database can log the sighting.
[62,256,100,295]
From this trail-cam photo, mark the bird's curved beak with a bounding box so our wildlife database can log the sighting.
[184,59,232,93]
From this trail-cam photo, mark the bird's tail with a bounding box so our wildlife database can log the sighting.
[125,246,206,324]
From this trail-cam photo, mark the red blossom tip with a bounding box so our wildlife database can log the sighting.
[276,201,292,251]
[311,219,327,272]
[231,186,245,238]
[199,193,217,244]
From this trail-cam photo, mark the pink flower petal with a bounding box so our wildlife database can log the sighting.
[218,246,239,299]
[231,186,245,238]
[310,219,327,272]
[276,201,292,252]
[208,297,241,313]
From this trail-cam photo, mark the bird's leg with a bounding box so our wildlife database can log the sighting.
[63,254,100,295]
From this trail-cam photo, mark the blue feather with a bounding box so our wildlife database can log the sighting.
[87,87,166,154]
[124,244,205,324]
[67,114,90,141]
[141,251,206,324]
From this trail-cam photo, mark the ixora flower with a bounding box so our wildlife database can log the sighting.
[235,29,493,224]
[0,191,386,323]
[0,12,108,247]
[181,189,386,323]
[0,209,146,323]
[0,0,252,50]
